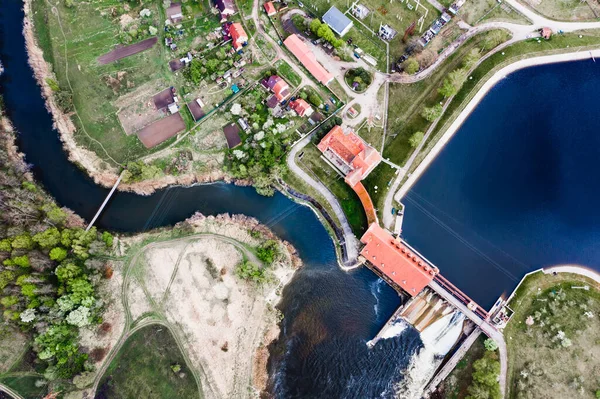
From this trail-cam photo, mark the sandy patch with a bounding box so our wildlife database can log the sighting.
[127,277,153,320]
[120,213,302,398]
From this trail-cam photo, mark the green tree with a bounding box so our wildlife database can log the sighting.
[0,271,16,290]
[256,240,279,264]
[484,338,498,351]
[439,68,467,98]
[11,233,34,250]
[49,247,68,262]
[55,263,82,283]
[13,255,30,268]
[402,57,419,75]
[185,59,205,84]
[101,232,114,247]
[463,48,481,69]
[409,131,424,148]
[61,229,75,248]
[21,283,37,298]
[42,205,67,225]
[308,93,322,107]
[0,239,12,252]
[310,19,322,35]
[33,227,62,249]
[466,351,501,399]
[421,104,443,122]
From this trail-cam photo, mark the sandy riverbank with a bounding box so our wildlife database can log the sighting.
[101,213,302,398]
[21,0,232,196]
[396,48,600,200]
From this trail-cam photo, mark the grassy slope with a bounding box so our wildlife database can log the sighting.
[96,324,201,399]
[504,271,600,398]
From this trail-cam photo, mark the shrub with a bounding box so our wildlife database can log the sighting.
[50,247,68,262]
[421,104,443,122]
[409,131,424,148]
[403,58,419,75]
[484,338,498,351]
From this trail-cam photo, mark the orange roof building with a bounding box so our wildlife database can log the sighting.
[289,98,313,117]
[284,34,334,84]
[317,126,381,186]
[360,224,439,296]
[230,23,248,50]
[267,75,291,101]
[264,1,277,16]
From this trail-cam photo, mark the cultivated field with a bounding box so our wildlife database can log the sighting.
[505,271,600,398]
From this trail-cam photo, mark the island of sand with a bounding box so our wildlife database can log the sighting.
[75,213,301,399]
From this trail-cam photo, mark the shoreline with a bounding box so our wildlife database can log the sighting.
[396,48,600,200]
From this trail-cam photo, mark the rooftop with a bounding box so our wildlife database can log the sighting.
[230,23,247,50]
[223,122,242,148]
[360,224,439,297]
[283,35,333,84]
[322,6,353,36]
[264,1,276,15]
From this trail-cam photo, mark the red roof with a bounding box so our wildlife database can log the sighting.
[272,79,290,101]
[289,98,313,116]
[230,23,247,50]
[284,34,333,84]
[264,1,276,15]
[317,126,381,185]
[360,224,438,296]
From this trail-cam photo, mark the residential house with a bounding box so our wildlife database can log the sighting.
[267,75,291,101]
[284,34,334,84]
[322,6,353,37]
[223,122,242,148]
[351,4,369,20]
[215,0,237,21]
[289,98,313,117]
[264,1,277,16]
[166,2,183,23]
[230,22,248,50]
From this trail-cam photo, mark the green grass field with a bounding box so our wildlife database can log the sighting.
[96,324,201,399]
[275,60,302,87]
[0,375,48,399]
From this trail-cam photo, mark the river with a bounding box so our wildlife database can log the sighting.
[2,0,600,396]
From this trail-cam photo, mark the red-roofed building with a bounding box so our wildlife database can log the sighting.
[267,75,291,101]
[264,1,277,16]
[230,23,247,50]
[289,98,313,117]
[284,34,334,84]
[317,125,381,186]
[360,224,439,296]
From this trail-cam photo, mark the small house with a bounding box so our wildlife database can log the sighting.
[289,98,313,117]
[215,0,237,21]
[238,117,250,131]
[166,2,183,23]
[264,1,277,16]
[322,6,353,37]
[379,24,397,41]
[187,98,205,121]
[267,75,291,101]
[351,4,369,20]
[230,22,248,50]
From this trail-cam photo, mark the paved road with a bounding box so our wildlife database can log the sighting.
[287,131,360,262]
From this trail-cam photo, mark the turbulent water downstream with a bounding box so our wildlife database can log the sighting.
[3,0,600,396]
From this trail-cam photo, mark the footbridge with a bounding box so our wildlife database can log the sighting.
[86,172,124,231]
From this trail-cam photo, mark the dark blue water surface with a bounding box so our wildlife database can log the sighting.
[0,1,416,397]
[402,59,600,309]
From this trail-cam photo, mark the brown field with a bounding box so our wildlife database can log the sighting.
[137,113,186,148]
[97,37,158,64]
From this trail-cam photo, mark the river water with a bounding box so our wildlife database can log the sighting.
[2,0,600,396]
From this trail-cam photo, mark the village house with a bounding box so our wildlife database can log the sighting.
[264,1,277,16]
[166,2,183,23]
[322,6,353,37]
[284,34,334,84]
[222,122,242,148]
[230,23,248,50]
[215,0,237,21]
[289,98,313,117]
[267,75,291,101]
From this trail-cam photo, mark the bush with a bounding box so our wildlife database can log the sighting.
[256,240,279,265]
[50,247,68,262]
[235,260,270,284]
[484,338,498,351]
[403,58,419,75]
[421,104,443,122]
[409,131,424,148]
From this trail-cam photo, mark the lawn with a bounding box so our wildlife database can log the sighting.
[504,271,600,398]
[459,0,531,25]
[362,162,397,218]
[0,375,48,399]
[96,324,201,399]
[516,0,600,21]
[275,60,302,87]
[383,29,510,168]
[297,144,367,236]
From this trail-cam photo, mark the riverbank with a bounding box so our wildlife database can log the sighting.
[87,213,302,399]
[396,47,600,200]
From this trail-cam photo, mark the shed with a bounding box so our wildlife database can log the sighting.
[223,122,242,148]
[166,2,183,22]
[153,88,175,110]
[187,99,206,121]
[322,7,353,37]
[264,1,277,16]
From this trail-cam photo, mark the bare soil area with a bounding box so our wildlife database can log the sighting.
[122,213,301,398]
[97,37,158,65]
